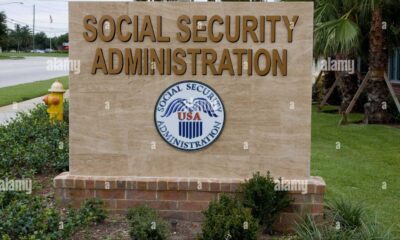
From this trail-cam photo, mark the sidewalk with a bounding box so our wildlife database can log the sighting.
[0,90,69,125]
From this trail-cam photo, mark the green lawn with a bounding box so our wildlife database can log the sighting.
[0,76,69,107]
[0,52,68,59]
[311,106,400,234]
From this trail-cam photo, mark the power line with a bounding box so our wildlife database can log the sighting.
[6,21,67,35]
[34,2,67,12]
[7,17,67,31]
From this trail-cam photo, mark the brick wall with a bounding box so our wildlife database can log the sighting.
[54,172,325,233]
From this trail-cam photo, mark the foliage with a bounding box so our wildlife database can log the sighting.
[0,194,107,240]
[201,195,259,240]
[0,195,60,239]
[0,82,99,239]
[7,24,32,52]
[325,197,365,230]
[53,33,69,50]
[0,101,69,177]
[294,198,394,240]
[78,198,107,224]
[0,11,68,51]
[241,171,292,233]
[314,0,399,59]
[314,0,362,57]
[61,198,107,238]
[127,205,169,240]
[0,12,7,47]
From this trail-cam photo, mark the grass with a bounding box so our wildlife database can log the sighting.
[0,55,24,60]
[311,105,400,234]
[0,76,68,107]
[0,52,68,58]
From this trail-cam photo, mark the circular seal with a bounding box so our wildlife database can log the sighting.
[154,81,225,151]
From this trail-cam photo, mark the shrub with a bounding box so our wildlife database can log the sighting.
[325,197,365,230]
[355,219,394,240]
[241,171,292,233]
[294,198,394,240]
[61,198,108,237]
[201,195,259,240]
[78,198,107,224]
[0,102,69,177]
[0,193,107,239]
[0,195,61,239]
[127,205,169,240]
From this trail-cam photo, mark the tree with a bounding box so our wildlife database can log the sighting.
[34,32,48,50]
[362,0,397,123]
[8,24,32,51]
[9,24,23,51]
[53,33,68,50]
[20,25,31,50]
[0,12,7,49]
[315,0,399,123]
[314,0,361,113]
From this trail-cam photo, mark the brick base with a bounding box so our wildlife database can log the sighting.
[54,172,325,232]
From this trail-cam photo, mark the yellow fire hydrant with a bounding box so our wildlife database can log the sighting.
[43,80,66,122]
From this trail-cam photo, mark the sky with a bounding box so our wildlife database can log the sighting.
[0,0,278,37]
[0,0,68,36]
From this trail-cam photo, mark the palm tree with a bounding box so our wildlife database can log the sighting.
[361,0,396,123]
[314,0,361,113]
[315,0,399,123]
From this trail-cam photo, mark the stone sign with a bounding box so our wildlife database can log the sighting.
[55,2,325,231]
[68,2,313,179]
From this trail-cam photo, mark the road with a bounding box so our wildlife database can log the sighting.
[0,57,68,88]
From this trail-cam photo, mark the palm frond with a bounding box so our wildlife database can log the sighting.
[315,0,338,23]
[314,17,361,57]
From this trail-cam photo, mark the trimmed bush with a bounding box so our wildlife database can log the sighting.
[241,171,292,233]
[127,205,169,240]
[201,195,259,240]
[0,194,107,239]
[0,195,61,239]
[0,102,69,177]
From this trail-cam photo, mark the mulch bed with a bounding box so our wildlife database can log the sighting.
[31,174,289,239]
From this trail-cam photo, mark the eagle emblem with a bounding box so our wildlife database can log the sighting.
[162,97,218,139]
[154,81,225,151]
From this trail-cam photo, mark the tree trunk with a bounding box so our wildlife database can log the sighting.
[323,71,342,106]
[334,55,358,113]
[364,7,392,124]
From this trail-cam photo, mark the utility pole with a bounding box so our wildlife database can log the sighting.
[32,4,35,51]
[49,15,52,50]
